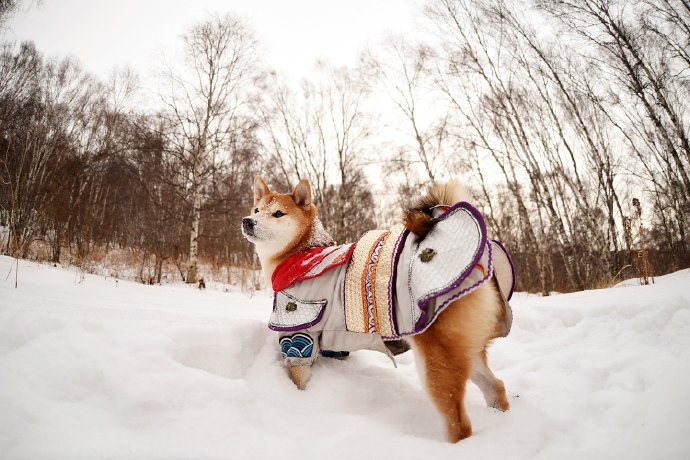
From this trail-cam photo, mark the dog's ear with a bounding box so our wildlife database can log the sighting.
[254,176,270,205]
[292,179,312,208]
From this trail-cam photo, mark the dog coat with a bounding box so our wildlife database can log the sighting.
[269,202,516,367]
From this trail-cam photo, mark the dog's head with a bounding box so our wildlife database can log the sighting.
[241,176,317,260]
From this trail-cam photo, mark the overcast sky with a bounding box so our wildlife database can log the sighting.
[8,0,422,81]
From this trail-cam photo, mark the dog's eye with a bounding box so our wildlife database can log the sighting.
[272,210,285,218]
[254,208,259,214]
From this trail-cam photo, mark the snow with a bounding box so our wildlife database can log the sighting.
[1,255,689,460]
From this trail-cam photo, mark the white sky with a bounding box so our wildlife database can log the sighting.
[6,0,440,198]
[8,0,422,81]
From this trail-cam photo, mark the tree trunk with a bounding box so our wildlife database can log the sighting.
[51,222,61,263]
[186,180,202,284]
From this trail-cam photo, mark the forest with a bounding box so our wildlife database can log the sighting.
[1,0,688,293]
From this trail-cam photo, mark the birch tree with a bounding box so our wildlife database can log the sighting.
[159,13,259,283]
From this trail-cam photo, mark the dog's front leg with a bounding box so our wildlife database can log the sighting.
[288,364,312,390]
[280,332,318,390]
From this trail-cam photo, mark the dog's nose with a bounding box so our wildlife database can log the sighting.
[242,217,256,234]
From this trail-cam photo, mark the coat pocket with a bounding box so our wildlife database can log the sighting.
[269,290,327,332]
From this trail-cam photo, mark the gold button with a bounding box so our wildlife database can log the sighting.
[420,248,436,262]
[285,302,297,312]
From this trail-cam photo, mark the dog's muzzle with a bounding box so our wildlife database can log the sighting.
[242,217,256,237]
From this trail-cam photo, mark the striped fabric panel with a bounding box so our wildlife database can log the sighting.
[344,230,388,333]
[374,225,406,338]
[363,234,387,332]
[344,227,404,335]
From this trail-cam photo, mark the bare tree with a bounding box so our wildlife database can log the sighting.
[259,63,376,243]
[316,64,376,242]
[259,74,330,206]
[365,36,456,184]
[426,0,556,291]
[1,43,103,259]
[538,0,689,264]
[0,0,18,27]
[159,13,259,283]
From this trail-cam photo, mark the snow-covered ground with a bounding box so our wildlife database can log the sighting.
[1,255,689,460]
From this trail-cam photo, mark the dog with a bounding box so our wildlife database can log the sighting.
[242,176,514,443]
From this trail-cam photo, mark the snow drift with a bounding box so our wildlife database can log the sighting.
[1,256,689,459]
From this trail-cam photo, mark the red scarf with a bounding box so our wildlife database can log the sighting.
[271,244,355,291]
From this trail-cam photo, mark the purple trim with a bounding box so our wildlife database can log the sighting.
[491,239,516,300]
[268,293,328,332]
[413,202,488,331]
[385,229,410,338]
[341,263,347,330]
[341,245,354,331]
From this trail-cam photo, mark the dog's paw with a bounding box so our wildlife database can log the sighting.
[288,365,311,390]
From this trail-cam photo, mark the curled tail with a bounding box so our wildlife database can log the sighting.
[403,180,472,237]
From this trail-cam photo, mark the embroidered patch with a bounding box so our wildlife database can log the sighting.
[280,333,314,358]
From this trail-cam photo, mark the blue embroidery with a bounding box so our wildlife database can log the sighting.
[279,333,314,358]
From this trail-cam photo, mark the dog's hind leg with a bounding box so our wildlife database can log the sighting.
[470,348,510,411]
[411,332,473,443]
[411,285,503,442]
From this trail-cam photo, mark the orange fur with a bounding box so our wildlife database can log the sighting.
[406,180,509,442]
[411,282,508,442]
[288,365,311,390]
[256,193,316,259]
[402,209,435,237]
[248,177,333,280]
[402,180,472,238]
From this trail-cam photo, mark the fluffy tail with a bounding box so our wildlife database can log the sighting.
[402,180,472,237]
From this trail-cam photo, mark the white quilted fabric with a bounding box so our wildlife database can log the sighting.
[269,290,326,329]
[408,207,484,309]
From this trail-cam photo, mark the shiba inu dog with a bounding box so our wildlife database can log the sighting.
[242,176,513,443]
